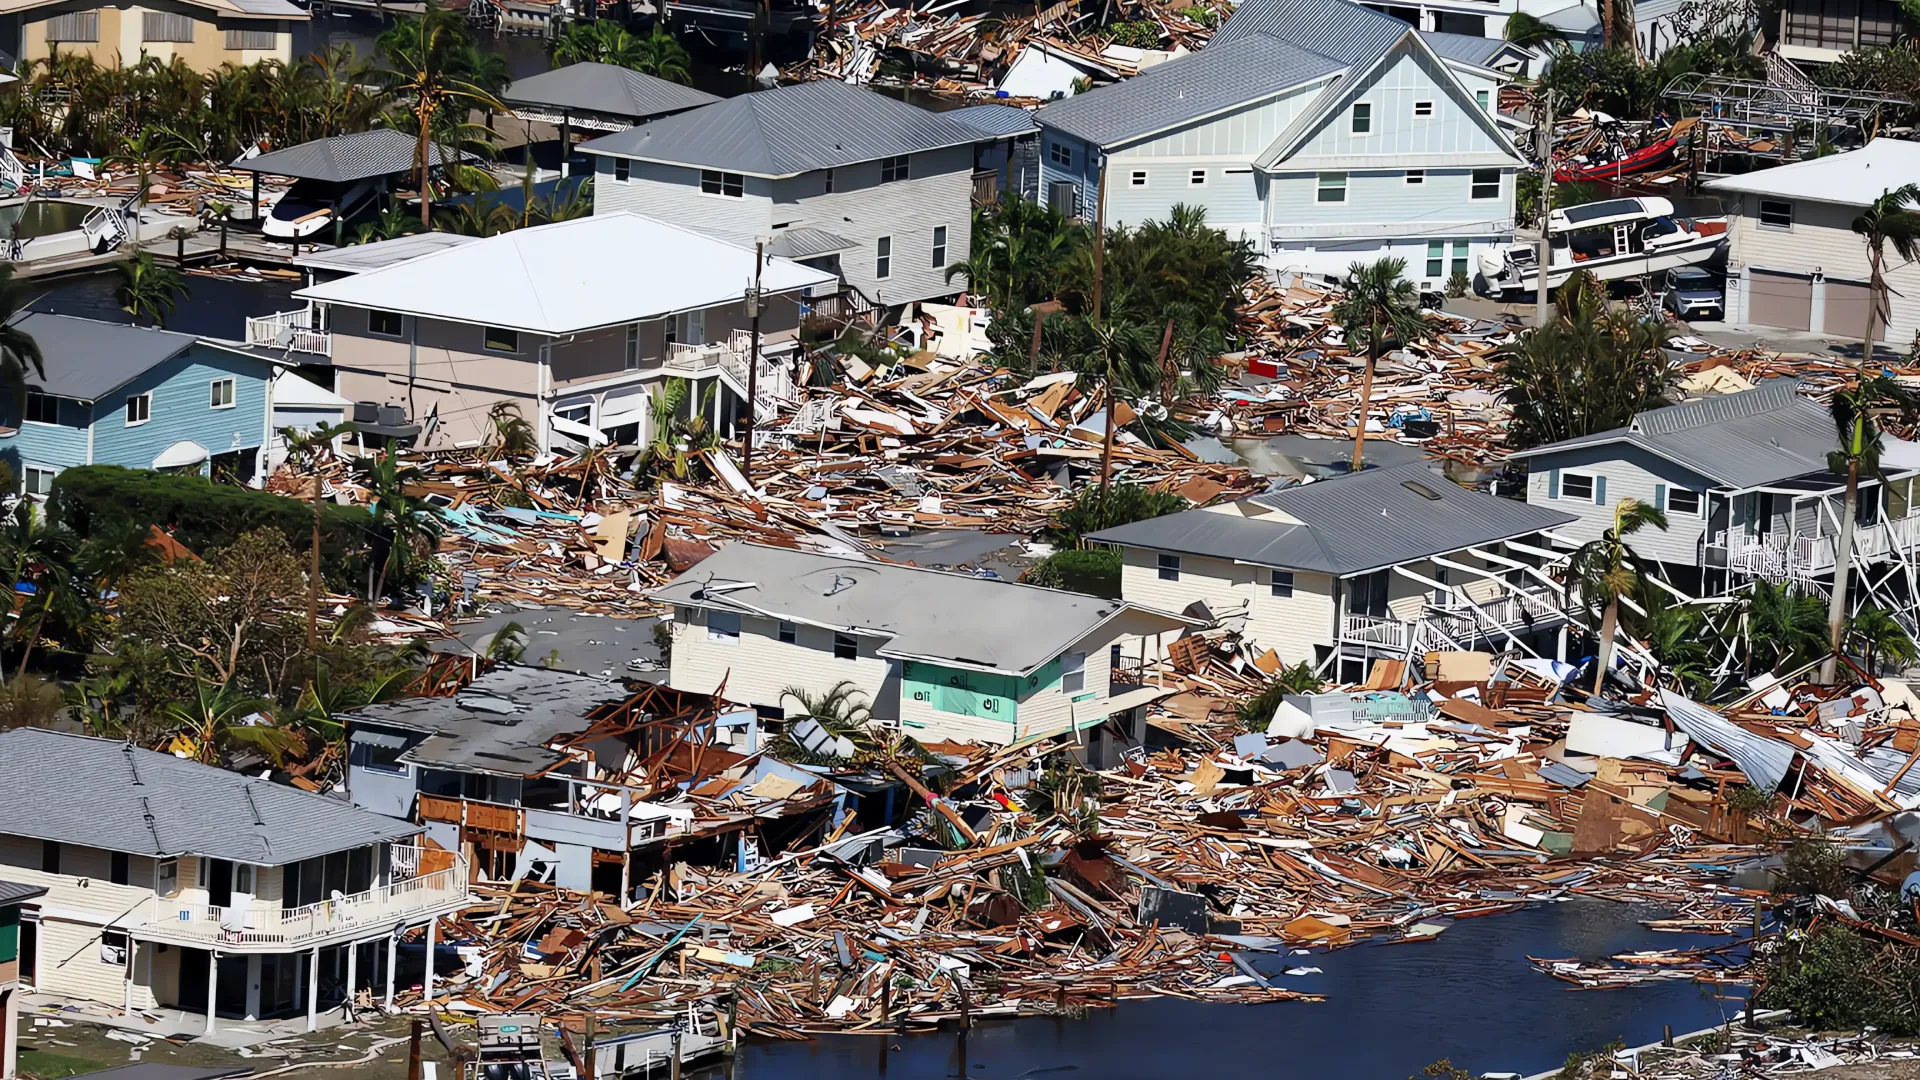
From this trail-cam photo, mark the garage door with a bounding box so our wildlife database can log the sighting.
[1823,277,1874,340]
[1748,269,1813,331]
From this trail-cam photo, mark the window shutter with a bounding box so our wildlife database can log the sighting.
[1594,476,1607,506]
[1548,469,1560,499]
[1654,484,1667,512]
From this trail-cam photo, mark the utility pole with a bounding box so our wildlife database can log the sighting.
[1535,90,1556,328]
[743,239,765,489]
[1090,157,1107,325]
[307,436,326,658]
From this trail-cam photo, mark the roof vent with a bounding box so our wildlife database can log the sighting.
[1401,480,1443,500]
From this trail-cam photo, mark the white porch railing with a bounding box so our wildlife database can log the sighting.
[246,306,332,357]
[1721,510,1920,581]
[663,332,797,422]
[137,852,467,950]
[1340,587,1568,652]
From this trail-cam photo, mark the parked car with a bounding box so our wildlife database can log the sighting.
[1662,267,1723,321]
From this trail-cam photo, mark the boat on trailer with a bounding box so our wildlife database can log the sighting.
[1477,196,1726,296]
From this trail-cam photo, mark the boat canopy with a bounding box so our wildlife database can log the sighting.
[1548,197,1677,234]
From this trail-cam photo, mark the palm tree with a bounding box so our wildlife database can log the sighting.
[1568,497,1668,693]
[1822,375,1918,682]
[945,197,1088,317]
[115,252,186,327]
[779,680,873,730]
[1504,10,1565,50]
[161,681,293,766]
[1744,579,1829,675]
[1640,601,1714,696]
[633,26,694,85]
[1332,257,1426,471]
[0,266,44,411]
[1850,184,1920,368]
[1067,319,1160,491]
[351,451,445,603]
[0,499,86,679]
[377,5,505,228]
[281,419,357,652]
[1848,604,1918,674]
[356,203,426,244]
[486,401,536,458]
[102,125,169,208]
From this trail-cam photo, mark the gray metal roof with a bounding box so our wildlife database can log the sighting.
[1038,34,1348,148]
[295,231,479,276]
[576,81,991,178]
[1509,380,1842,491]
[770,226,856,260]
[0,879,46,906]
[11,313,202,402]
[1088,462,1576,576]
[1418,29,1509,67]
[232,130,467,183]
[0,729,419,865]
[1212,0,1409,63]
[503,62,721,123]
[651,542,1147,676]
[944,103,1040,138]
[347,666,630,777]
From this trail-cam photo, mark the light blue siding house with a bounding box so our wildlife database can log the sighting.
[1034,0,1525,291]
[0,314,282,494]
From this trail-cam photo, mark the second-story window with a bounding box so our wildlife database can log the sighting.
[931,225,947,269]
[23,390,58,424]
[823,169,834,194]
[1157,553,1181,581]
[614,158,631,182]
[1189,168,1207,186]
[1351,102,1372,134]
[700,170,744,197]
[1061,652,1086,695]
[1270,570,1295,597]
[1471,168,1501,200]
[1317,172,1347,204]
[1048,142,1072,168]
[625,324,641,370]
[707,610,741,644]
[778,620,797,644]
[484,327,520,354]
[210,377,236,409]
[875,235,892,280]
[1413,99,1434,118]
[833,632,859,660]
[369,309,403,337]
[880,155,910,183]
[125,392,151,426]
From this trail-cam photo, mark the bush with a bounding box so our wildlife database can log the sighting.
[1106,20,1162,46]
[1238,662,1321,730]
[47,465,367,588]
[1759,923,1920,1033]
[1773,835,1851,899]
[1044,483,1190,547]
[1024,548,1121,597]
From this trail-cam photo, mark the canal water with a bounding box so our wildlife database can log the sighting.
[26,271,302,340]
[705,901,1747,1080]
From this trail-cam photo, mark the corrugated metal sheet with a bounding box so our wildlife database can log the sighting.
[1659,690,1797,793]
[1418,29,1507,67]
[577,81,990,178]
[8,313,198,402]
[1213,0,1407,63]
[503,62,721,123]
[945,103,1041,138]
[232,129,466,183]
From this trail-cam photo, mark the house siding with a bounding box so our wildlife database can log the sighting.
[1116,545,1252,615]
[1242,570,1338,666]
[86,345,271,474]
[1266,167,1511,229]
[19,0,296,72]
[771,146,975,306]
[1287,45,1512,162]
[327,313,544,449]
[1523,443,1716,565]
[1108,162,1265,242]
[667,608,899,723]
[1722,193,1920,346]
[1036,132,1101,219]
[593,160,776,246]
[0,394,92,486]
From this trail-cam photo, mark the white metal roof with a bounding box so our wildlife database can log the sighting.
[295,213,839,335]
[272,370,351,408]
[1704,138,1920,209]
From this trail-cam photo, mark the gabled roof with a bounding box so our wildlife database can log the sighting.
[296,212,838,335]
[0,728,419,865]
[232,130,466,183]
[1418,29,1520,70]
[10,313,222,403]
[1211,0,1408,61]
[1704,138,1920,209]
[1089,462,1575,576]
[503,62,721,124]
[0,879,46,906]
[577,81,990,178]
[945,103,1041,138]
[348,667,630,777]
[1508,380,1849,490]
[651,542,1181,676]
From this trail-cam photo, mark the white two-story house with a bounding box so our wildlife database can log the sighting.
[1033,0,1524,290]
[580,80,991,314]
[651,542,1190,757]
[0,729,468,1033]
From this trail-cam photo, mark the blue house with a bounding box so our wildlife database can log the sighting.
[0,314,283,495]
[1032,0,1525,292]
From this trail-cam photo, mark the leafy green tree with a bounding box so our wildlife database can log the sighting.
[0,499,88,678]
[376,3,504,227]
[1044,483,1190,547]
[1332,257,1426,471]
[351,452,444,601]
[1502,10,1564,49]
[161,680,291,766]
[356,202,427,244]
[1024,548,1122,597]
[779,680,873,728]
[0,266,44,411]
[115,252,187,328]
[550,22,693,83]
[1823,376,1918,682]
[1498,270,1679,450]
[946,196,1089,315]
[1742,579,1829,675]
[1567,497,1668,693]
[1847,604,1917,674]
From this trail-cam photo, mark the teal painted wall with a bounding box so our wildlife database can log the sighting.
[900,657,1073,724]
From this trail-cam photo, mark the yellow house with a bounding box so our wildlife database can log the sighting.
[0,0,304,71]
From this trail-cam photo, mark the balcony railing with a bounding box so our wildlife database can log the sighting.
[1719,510,1920,581]
[136,847,467,950]
[246,306,332,357]
[662,332,797,421]
[1340,587,1568,651]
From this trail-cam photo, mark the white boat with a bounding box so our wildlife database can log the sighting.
[1477,196,1726,295]
[263,176,381,240]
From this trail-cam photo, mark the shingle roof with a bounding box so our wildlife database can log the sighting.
[944,103,1041,138]
[0,879,46,906]
[1038,34,1348,148]
[348,667,631,776]
[651,543,1174,676]
[503,62,721,123]
[1508,380,1842,490]
[10,313,203,402]
[1089,462,1576,575]
[232,130,466,183]
[576,81,991,177]
[0,729,419,865]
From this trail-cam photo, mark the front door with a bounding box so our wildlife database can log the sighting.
[178,948,210,1013]
[214,955,248,1018]
[205,859,233,908]
[17,912,36,986]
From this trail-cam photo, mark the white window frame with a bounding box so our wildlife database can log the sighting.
[700,170,744,198]
[1316,172,1347,204]
[1060,651,1086,696]
[1156,553,1180,581]
[22,390,58,426]
[1470,168,1501,201]
[1426,240,1445,279]
[1404,169,1425,186]
[1758,199,1793,230]
[1412,99,1435,118]
[209,377,236,410]
[1188,168,1206,187]
[155,857,180,899]
[1350,102,1373,135]
[1450,240,1470,278]
[707,610,741,644]
[1129,169,1148,187]
[613,158,631,183]
[1559,471,1596,502]
[875,235,892,280]
[368,309,404,338]
[1270,570,1294,597]
[125,392,151,427]
[777,620,797,645]
[22,466,55,497]
[1475,88,1491,111]
[931,225,947,269]
[1667,488,1703,516]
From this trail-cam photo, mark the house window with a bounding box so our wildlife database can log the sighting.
[931,225,947,269]
[707,610,741,644]
[778,620,797,645]
[209,377,236,409]
[125,393,151,426]
[1426,240,1444,279]
[1451,240,1470,277]
[1316,172,1347,204]
[624,324,641,370]
[1413,99,1434,118]
[553,400,592,426]
[880,155,910,183]
[875,236,892,280]
[1157,553,1180,581]
[100,931,128,967]
[1759,199,1793,229]
[669,308,704,346]
[22,466,54,497]
[369,310,402,337]
[226,27,275,49]
[155,857,180,898]
[1061,652,1086,696]
[1475,88,1490,111]
[1560,472,1596,501]
[1130,170,1147,187]
[1270,569,1295,597]
[233,864,254,895]
[823,169,834,194]
[1470,169,1500,200]
[1048,142,1072,168]
[142,11,194,41]
[41,840,58,874]
[483,327,519,354]
[833,632,858,660]
[1405,169,1425,186]
[1668,488,1702,515]
[1189,169,1206,186]
[613,158,630,183]
[700,170,744,197]
[44,11,99,40]
[1351,102,1372,134]
[110,851,129,885]
[23,391,58,425]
